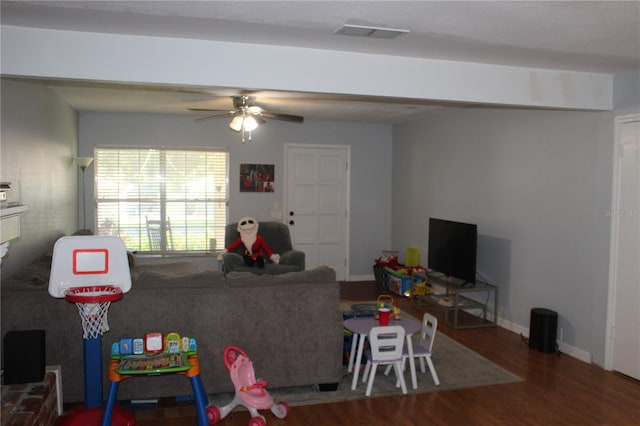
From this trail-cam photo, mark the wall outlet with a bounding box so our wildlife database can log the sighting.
[0,192,6,201]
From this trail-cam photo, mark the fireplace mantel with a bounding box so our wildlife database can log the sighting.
[1,204,28,260]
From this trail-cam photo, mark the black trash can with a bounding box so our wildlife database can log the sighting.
[529,308,558,353]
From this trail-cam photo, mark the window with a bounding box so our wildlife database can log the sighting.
[95,147,228,253]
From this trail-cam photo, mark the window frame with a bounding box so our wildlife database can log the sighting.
[94,146,229,254]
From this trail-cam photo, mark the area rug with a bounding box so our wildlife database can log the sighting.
[206,302,522,407]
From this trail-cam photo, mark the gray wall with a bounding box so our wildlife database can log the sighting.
[0,79,78,279]
[613,70,640,110]
[392,107,615,365]
[78,111,393,277]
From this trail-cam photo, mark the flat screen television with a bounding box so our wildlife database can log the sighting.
[427,218,477,285]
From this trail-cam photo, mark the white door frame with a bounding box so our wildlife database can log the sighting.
[604,113,640,371]
[283,143,351,280]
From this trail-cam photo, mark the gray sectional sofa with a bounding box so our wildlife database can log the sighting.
[1,258,343,404]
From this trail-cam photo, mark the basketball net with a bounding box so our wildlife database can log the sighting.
[75,301,112,339]
[65,286,122,340]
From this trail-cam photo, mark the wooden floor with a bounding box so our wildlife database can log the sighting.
[133,281,640,426]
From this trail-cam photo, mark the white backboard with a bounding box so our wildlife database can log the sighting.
[48,235,132,298]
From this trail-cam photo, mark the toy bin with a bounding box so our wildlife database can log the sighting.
[385,269,427,298]
[385,269,412,297]
[372,264,389,290]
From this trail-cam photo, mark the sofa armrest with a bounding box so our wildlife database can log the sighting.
[280,249,305,270]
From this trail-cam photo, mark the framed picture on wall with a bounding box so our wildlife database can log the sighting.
[240,163,275,192]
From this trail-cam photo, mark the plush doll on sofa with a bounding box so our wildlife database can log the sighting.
[217,217,280,268]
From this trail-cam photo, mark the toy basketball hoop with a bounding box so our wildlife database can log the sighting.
[48,236,135,426]
[65,285,123,340]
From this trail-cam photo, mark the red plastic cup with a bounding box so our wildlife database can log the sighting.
[378,308,391,326]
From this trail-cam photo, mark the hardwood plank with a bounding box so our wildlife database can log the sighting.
[133,281,640,425]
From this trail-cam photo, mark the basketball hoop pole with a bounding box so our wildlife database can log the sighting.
[83,334,104,408]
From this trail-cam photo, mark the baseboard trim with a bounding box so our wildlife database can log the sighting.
[498,317,592,364]
[348,274,375,282]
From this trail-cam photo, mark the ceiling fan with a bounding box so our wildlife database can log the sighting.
[189,95,304,142]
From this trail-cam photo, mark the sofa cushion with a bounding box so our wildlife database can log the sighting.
[225,265,336,287]
[135,269,225,288]
[224,263,302,275]
[135,261,197,275]
[7,261,52,285]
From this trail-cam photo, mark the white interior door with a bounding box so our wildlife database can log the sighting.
[285,144,349,280]
[608,115,640,380]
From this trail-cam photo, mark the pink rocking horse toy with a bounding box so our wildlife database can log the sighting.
[206,346,290,426]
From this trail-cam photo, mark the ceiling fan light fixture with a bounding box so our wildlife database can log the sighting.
[242,115,259,132]
[229,114,244,131]
[229,113,261,133]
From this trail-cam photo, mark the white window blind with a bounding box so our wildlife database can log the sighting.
[95,147,228,253]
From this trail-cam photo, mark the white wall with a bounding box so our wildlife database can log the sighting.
[0,79,78,279]
[79,112,393,277]
[392,107,614,365]
[2,25,613,111]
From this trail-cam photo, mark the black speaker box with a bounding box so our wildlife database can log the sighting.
[529,308,558,353]
[3,330,46,384]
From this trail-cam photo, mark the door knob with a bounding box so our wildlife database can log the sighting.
[289,220,295,225]
[289,211,294,216]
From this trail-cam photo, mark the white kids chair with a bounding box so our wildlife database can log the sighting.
[363,325,407,397]
[385,312,440,386]
[408,312,440,385]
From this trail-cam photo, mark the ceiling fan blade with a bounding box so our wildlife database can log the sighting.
[189,107,235,122]
[260,111,304,123]
[195,114,234,122]
[188,108,233,113]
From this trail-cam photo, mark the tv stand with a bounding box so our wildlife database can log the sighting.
[413,273,498,329]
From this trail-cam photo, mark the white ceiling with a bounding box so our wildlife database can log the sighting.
[2,0,639,122]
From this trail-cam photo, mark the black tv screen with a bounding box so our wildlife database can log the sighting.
[427,218,477,284]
